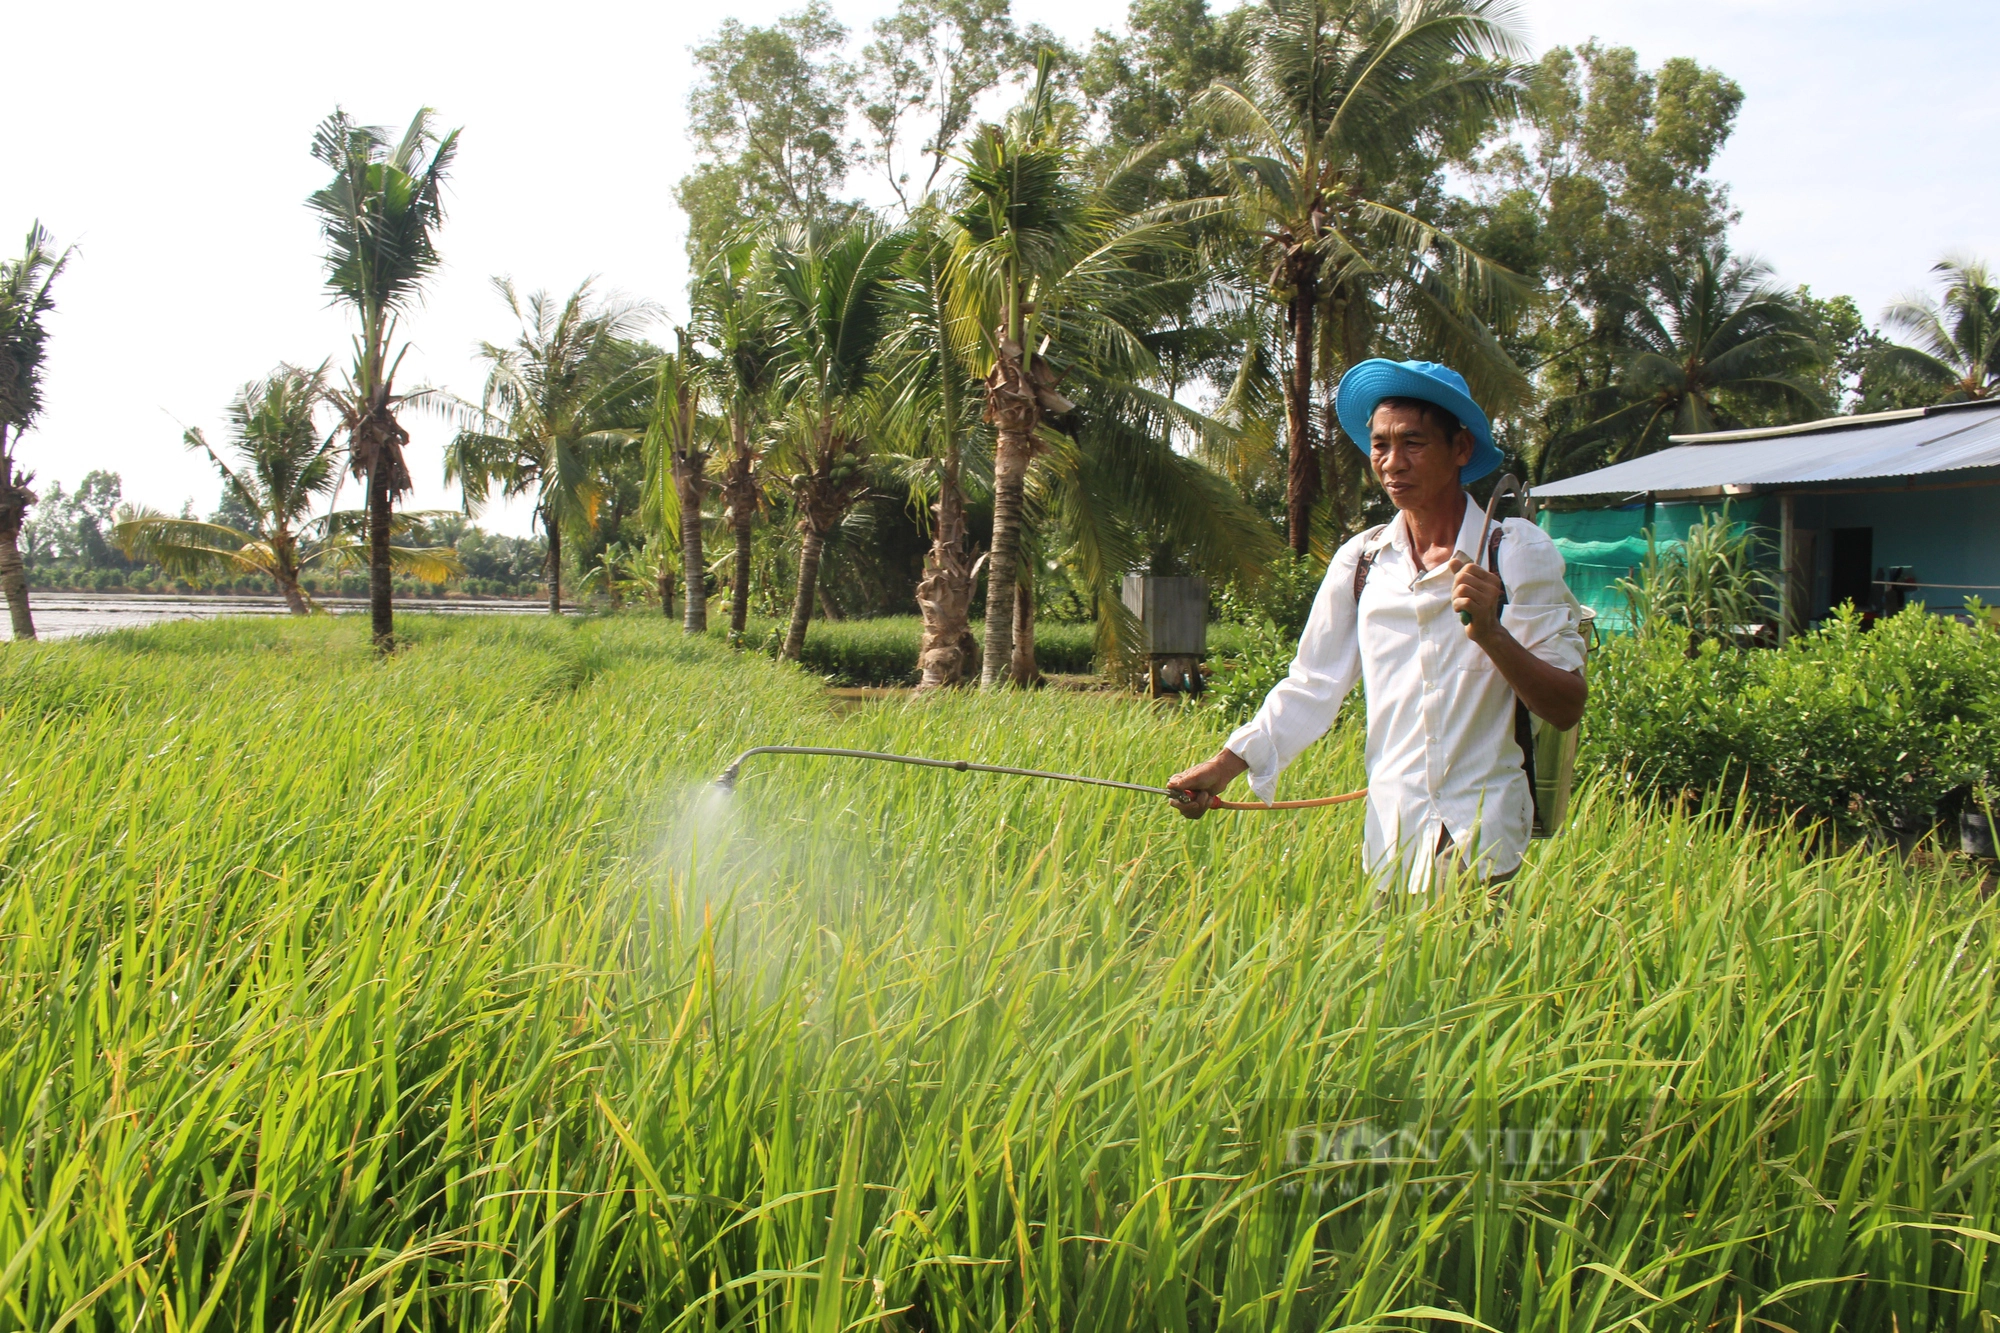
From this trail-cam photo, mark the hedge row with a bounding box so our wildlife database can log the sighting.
[1583,605,2000,837]
[720,616,1099,686]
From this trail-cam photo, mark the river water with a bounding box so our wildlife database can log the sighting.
[1,593,556,641]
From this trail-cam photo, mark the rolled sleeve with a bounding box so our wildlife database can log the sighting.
[1224,536,1368,801]
[1497,519,1587,673]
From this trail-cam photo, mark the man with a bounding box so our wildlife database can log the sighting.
[1169,359,1587,891]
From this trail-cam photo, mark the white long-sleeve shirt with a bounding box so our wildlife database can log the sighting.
[1225,497,1586,889]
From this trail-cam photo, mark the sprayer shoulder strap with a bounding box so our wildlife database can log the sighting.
[1350,525,1391,603]
[1349,523,1513,603]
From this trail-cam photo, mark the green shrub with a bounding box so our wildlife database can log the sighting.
[1205,618,1296,724]
[1214,550,1326,637]
[1584,604,2000,834]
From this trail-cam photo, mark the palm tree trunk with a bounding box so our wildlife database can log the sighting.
[723,423,757,641]
[680,511,706,633]
[268,531,309,615]
[1284,282,1320,556]
[981,426,1032,687]
[1009,563,1040,687]
[659,566,675,619]
[915,459,976,691]
[275,563,309,616]
[676,464,707,634]
[781,526,825,663]
[730,517,753,639]
[545,516,562,616]
[979,332,1048,689]
[367,462,393,649]
[0,445,36,641]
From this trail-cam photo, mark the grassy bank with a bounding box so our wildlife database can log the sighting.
[717,614,1101,684]
[2,614,1995,1330]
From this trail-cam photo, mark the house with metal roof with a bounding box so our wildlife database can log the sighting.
[1528,398,2000,638]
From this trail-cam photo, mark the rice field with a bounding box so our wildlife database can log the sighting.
[2,614,1996,1331]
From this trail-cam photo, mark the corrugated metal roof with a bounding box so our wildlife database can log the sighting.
[1530,400,2000,498]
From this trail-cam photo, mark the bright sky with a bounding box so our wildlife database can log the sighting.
[10,0,1994,535]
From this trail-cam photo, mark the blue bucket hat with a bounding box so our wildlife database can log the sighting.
[1334,358,1501,483]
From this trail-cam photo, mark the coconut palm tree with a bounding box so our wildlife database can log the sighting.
[1197,0,1530,553]
[689,237,778,642]
[114,506,459,605]
[1878,256,2000,403]
[760,220,908,663]
[877,207,985,689]
[120,365,336,612]
[447,278,652,615]
[114,365,458,608]
[1541,247,1828,480]
[943,55,1223,687]
[307,108,459,650]
[0,223,72,641]
[642,335,718,633]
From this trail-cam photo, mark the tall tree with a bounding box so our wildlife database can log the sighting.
[860,0,1032,213]
[689,238,778,642]
[643,336,715,633]
[1450,44,1746,468]
[0,223,71,641]
[679,3,859,260]
[447,279,651,614]
[307,108,458,651]
[1541,246,1827,477]
[1878,256,2000,403]
[761,221,907,662]
[879,211,985,689]
[1197,0,1529,553]
[1081,0,1247,193]
[946,56,1221,685]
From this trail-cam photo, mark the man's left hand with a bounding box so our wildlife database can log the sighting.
[1449,554,1505,642]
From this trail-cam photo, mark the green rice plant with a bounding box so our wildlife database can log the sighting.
[0,614,1995,1331]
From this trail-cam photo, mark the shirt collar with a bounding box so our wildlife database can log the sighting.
[1384,492,1481,563]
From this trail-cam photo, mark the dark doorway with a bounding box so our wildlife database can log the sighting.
[1829,527,1873,612]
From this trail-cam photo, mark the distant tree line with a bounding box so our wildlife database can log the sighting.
[19,467,550,600]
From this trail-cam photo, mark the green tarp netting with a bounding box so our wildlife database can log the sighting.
[1537,500,1773,634]
[1551,537,1650,633]
[1539,507,1649,633]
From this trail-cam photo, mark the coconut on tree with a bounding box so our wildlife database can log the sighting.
[760,220,908,662]
[307,108,459,650]
[447,278,652,615]
[0,223,72,642]
[1198,0,1530,552]
[113,364,458,609]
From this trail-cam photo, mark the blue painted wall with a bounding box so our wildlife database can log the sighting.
[1790,481,2000,618]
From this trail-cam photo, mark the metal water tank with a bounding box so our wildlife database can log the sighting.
[1121,575,1207,694]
